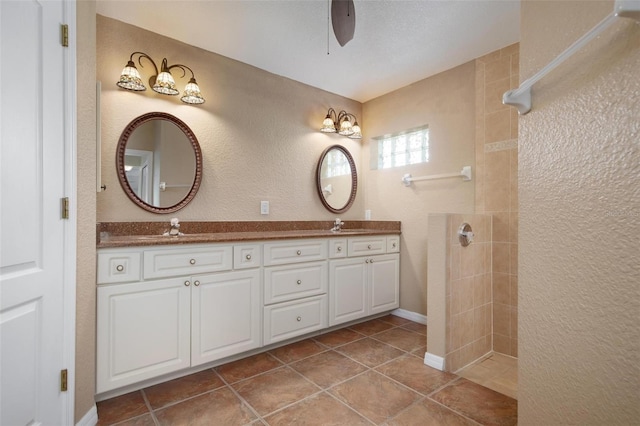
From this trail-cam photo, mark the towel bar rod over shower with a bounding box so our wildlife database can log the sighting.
[503,0,640,115]
[402,166,472,187]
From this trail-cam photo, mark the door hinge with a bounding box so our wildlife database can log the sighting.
[61,197,69,219]
[60,369,68,392]
[61,24,69,47]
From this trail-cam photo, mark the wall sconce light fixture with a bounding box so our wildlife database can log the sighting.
[320,108,362,139]
[116,51,205,105]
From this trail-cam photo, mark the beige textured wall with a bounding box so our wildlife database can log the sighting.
[75,0,97,421]
[475,44,520,357]
[362,62,476,315]
[519,1,640,424]
[96,16,362,222]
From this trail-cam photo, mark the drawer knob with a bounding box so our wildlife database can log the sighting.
[365,259,369,264]
[246,254,252,260]
[189,259,196,265]
[115,264,124,272]
[194,280,200,286]
[296,279,302,285]
[367,245,372,249]
[184,281,191,286]
[370,259,374,263]
[296,250,302,255]
[337,246,342,252]
[296,316,302,322]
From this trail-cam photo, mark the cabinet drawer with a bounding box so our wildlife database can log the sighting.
[263,295,327,344]
[328,238,347,259]
[348,236,387,257]
[263,239,328,266]
[264,262,327,304]
[234,244,262,269]
[387,236,400,253]
[143,245,232,279]
[97,251,141,284]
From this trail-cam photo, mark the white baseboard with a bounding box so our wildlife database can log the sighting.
[391,308,427,325]
[76,404,98,426]
[424,352,445,371]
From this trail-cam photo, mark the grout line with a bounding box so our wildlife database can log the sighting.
[214,367,266,424]
[139,389,160,426]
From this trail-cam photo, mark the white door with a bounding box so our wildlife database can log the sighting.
[369,254,400,314]
[329,258,367,326]
[0,1,74,424]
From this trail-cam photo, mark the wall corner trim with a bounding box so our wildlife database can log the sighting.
[76,404,98,426]
[424,352,445,371]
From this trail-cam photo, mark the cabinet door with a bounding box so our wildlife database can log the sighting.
[191,269,261,366]
[96,278,191,393]
[329,258,367,326]
[369,254,400,314]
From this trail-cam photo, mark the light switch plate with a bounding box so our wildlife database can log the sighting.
[260,201,269,215]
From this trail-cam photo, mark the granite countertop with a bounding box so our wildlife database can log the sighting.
[97,221,401,248]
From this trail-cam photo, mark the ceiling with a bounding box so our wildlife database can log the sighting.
[96,0,520,103]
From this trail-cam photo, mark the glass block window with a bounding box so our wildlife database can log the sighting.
[376,126,429,169]
[323,149,351,178]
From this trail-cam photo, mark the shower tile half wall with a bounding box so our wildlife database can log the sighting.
[426,213,493,373]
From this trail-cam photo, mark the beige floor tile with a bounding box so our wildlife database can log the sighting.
[376,355,457,395]
[143,369,224,409]
[268,339,326,364]
[232,367,320,416]
[264,392,370,425]
[154,387,256,426]
[336,337,404,368]
[387,398,477,426]
[290,350,367,389]
[330,370,421,424]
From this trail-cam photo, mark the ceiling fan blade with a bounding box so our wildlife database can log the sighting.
[331,0,356,47]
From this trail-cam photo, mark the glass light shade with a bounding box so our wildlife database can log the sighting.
[180,78,205,104]
[338,117,354,136]
[321,115,336,133]
[153,71,179,95]
[117,61,146,91]
[349,122,362,139]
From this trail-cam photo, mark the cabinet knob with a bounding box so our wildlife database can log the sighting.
[296,250,302,255]
[194,280,200,286]
[184,281,191,286]
[365,259,369,264]
[189,259,196,265]
[115,264,124,272]
[367,245,372,249]
[245,254,252,260]
[337,246,342,252]
[296,279,302,285]
[370,259,374,263]
[296,316,302,322]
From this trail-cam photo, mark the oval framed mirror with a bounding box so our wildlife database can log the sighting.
[116,112,203,214]
[316,145,357,213]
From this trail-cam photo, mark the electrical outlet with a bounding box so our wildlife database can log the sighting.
[260,201,269,215]
[365,209,371,220]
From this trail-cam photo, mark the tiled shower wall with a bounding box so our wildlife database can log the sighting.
[475,44,519,357]
[445,214,493,372]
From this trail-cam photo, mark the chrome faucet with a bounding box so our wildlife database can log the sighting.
[331,218,344,232]
[165,217,183,237]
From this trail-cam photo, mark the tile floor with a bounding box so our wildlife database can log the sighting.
[97,315,517,425]
[456,353,518,400]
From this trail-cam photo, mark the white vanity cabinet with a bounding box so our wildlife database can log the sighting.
[97,233,399,395]
[96,277,191,393]
[263,239,329,344]
[329,236,400,326]
[96,243,261,393]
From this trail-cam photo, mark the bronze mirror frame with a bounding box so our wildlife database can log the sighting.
[116,112,203,214]
[316,144,358,214]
